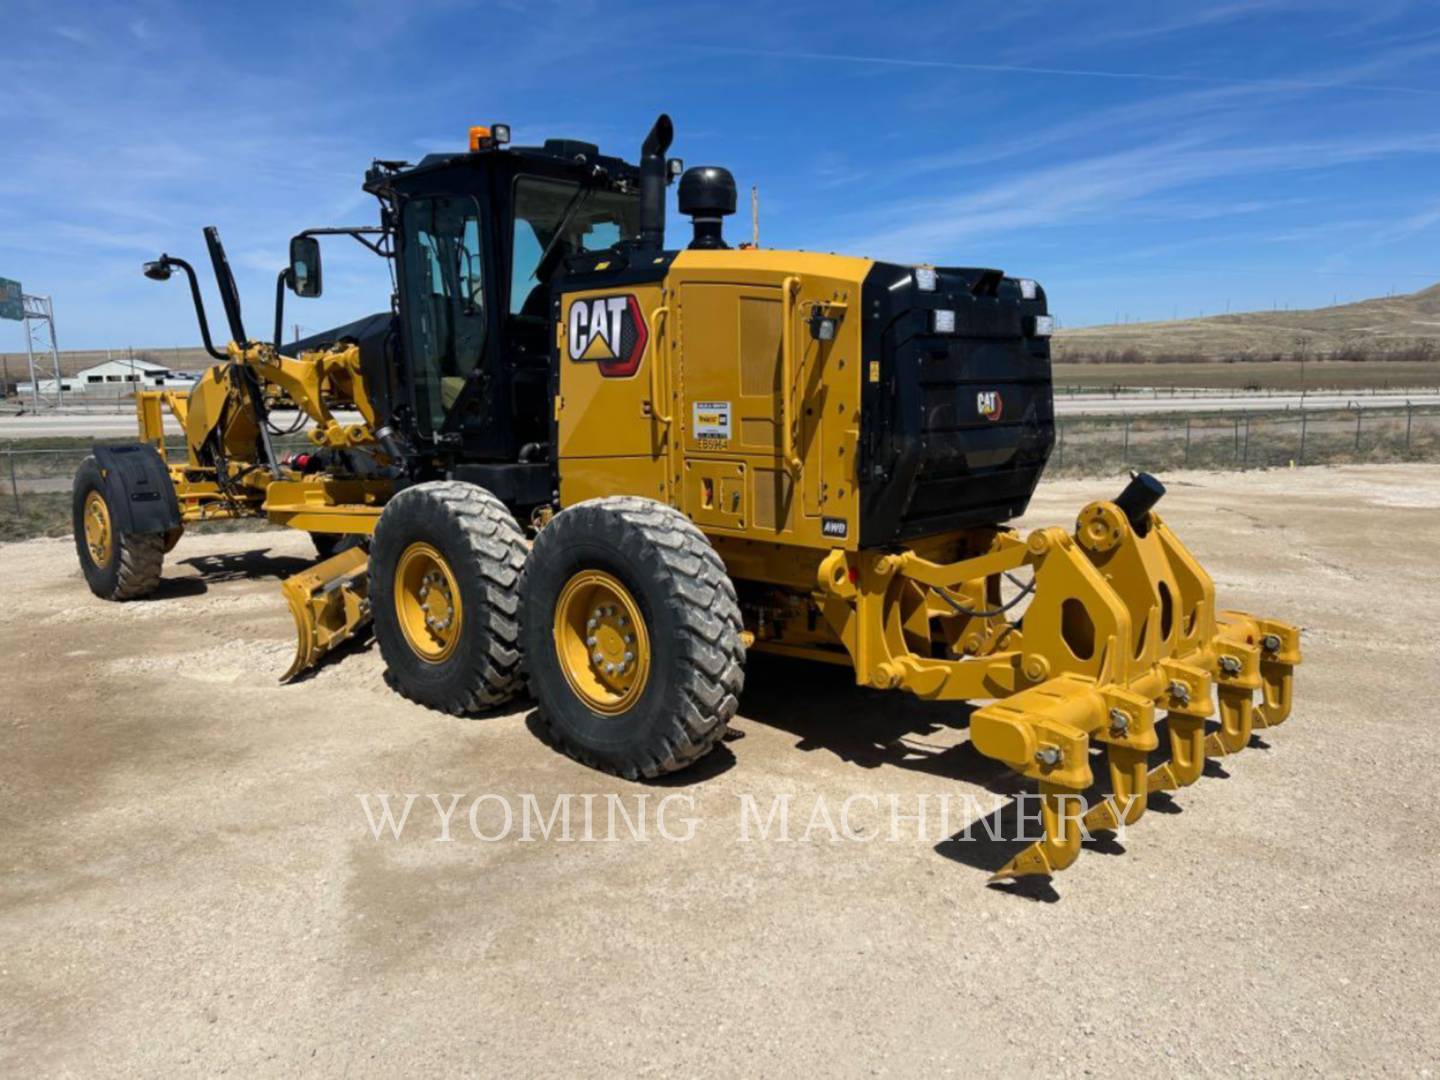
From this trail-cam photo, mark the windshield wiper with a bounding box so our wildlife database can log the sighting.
[531,187,593,284]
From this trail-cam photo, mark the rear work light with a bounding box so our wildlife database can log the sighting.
[932,309,956,333]
[1018,278,1038,300]
[915,266,938,292]
[1026,314,1054,337]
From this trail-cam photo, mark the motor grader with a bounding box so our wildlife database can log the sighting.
[72,115,1300,880]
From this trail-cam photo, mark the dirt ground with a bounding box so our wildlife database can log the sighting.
[2,465,1438,1076]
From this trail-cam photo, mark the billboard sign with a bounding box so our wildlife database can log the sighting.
[0,278,21,321]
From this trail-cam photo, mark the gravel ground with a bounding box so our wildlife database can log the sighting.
[2,464,1437,1077]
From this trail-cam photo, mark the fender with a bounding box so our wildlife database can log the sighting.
[90,443,182,534]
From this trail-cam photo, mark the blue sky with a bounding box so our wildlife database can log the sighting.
[2,0,1439,351]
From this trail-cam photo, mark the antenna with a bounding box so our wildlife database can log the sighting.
[751,185,759,248]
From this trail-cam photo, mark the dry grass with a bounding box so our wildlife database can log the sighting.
[1055,281,1440,360]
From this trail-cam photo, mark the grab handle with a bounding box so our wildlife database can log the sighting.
[779,276,802,473]
[647,305,672,427]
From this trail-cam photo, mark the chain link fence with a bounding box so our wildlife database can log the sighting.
[1051,403,1440,476]
[3,404,1438,540]
[0,435,314,542]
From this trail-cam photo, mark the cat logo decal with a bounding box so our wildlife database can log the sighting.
[977,390,1004,422]
[566,295,648,377]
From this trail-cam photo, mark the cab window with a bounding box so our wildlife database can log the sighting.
[400,195,487,434]
[510,177,640,316]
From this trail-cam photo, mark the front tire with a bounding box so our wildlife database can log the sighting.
[72,456,165,600]
[371,481,527,713]
[520,496,745,780]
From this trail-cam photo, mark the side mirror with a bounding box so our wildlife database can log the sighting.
[288,235,322,298]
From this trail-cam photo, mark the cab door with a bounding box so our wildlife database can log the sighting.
[554,281,670,505]
[396,193,500,450]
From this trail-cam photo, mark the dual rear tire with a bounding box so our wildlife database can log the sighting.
[372,485,745,779]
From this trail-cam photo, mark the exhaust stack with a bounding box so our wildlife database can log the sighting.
[638,114,674,250]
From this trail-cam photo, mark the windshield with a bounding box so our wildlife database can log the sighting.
[510,177,640,315]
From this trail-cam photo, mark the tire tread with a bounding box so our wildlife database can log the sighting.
[374,481,528,714]
[524,496,746,780]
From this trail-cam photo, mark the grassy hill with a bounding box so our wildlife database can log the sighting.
[1055,283,1440,362]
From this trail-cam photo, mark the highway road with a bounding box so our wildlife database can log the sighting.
[1,393,1434,440]
[0,409,345,440]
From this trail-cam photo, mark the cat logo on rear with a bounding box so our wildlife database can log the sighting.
[977,390,1004,422]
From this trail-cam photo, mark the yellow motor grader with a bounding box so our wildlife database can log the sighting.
[72,115,1300,879]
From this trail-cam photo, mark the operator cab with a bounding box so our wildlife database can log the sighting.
[271,116,678,501]
[349,123,673,469]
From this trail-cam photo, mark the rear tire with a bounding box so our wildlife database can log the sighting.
[72,455,165,600]
[519,496,745,780]
[371,481,528,713]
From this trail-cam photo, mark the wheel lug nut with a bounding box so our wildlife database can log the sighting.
[624,651,634,663]
[592,651,604,664]
[586,636,597,646]
[587,618,597,630]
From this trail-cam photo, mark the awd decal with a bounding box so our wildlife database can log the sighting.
[821,517,849,539]
[566,294,648,377]
[976,390,1004,422]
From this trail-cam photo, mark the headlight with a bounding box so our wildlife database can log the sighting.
[932,309,956,333]
[915,266,937,292]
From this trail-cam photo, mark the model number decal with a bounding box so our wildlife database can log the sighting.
[692,400,732,446]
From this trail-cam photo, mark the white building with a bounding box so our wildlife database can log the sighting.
[17,358,197,398]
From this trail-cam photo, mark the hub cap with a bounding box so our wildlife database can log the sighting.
[83,490,112,566]
[394,542,463,663]
[553,570,651,715]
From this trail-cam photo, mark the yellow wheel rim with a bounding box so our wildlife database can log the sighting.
[83,490,113,566]
[553,570,651,716]
[394,542,464,663]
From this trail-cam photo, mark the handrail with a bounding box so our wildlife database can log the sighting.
[647,305,672,427]
[779,276,802,473]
